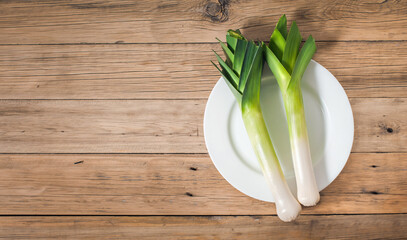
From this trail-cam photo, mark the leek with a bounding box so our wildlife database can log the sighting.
[263,15,320,206]
[212,30,301,222]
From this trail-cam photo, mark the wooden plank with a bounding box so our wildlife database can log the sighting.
[0,42,406,99]
[0,98,405,153]
[0,215,405,239]
[0,153,405,215]
[352,98,407,153]
[0,0,406,44]
[0,99,205,153]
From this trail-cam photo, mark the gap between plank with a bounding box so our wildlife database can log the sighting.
[0,152,405,155]
[0,97,404,101]
[0,40,405,46]
[0,213,405,217]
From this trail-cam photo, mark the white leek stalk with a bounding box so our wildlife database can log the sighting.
[212,30,301,221]
[263,15,320,206]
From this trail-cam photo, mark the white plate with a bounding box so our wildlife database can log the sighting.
[204,60,354,202]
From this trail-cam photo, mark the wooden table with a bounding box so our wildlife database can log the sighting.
[0,0,406,239]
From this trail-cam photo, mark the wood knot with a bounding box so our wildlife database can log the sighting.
[361,188,383,195]
[204,0,229,22]
[378,123,399,134]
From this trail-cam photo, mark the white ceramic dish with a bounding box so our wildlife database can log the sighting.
[204,60,354,202]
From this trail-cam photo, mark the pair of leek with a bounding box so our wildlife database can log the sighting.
[212,15,319,222]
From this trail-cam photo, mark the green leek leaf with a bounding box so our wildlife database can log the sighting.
[282,21,302,74]
[238,41,258,92]
[288,35,316,89]
[276,14,288,39]
[226,29,245,53]
[213,51,239,87]
[268,28,286,61]
[262,43,291,89]
[216,37,234,66]
[233,39,248,76]
[242,46,263,111]
[211,61,234,88]
[227,29,245,40]
[226,35,237,53]
[211,61,243,103]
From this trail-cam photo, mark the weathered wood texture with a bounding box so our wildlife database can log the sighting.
[0,0,406,238]
[0,42,406,99]
[0,215,405,240]
[0,0,406,44]
[0,153,405,215]
[0,98,404,153]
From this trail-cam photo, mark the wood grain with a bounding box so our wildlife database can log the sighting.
[0,98,404,153]
[0,215,405,240]
[0,0,406,44]
[0,42,406,99]
[352,98,407,153]
[0,153,405,215]
[0,100,203,153]
[0,0,405,238]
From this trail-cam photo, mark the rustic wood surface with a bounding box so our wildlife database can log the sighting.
[0,0,406,239]
[0,98,404,153]
[0,0,406,43]
[0,153,405,215]
[0,42,406,99]
[0,215,405,240]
